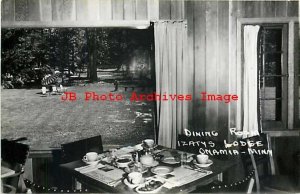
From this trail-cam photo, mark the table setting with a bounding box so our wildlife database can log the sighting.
[73,139,214,193]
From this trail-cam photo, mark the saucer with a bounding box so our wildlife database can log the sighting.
[193,159,213,167]
[124,178,145,189]
[82,159,100,166]
[142,160,159,167]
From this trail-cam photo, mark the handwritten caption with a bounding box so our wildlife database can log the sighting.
[177,129,272,156]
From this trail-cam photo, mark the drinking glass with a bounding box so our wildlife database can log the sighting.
[181,153,187,166]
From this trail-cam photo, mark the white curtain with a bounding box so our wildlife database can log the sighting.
[242,25,261,138]
[154,21,188,148]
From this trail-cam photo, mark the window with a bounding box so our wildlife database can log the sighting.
[258,24,288,129]
[239,19,299,132]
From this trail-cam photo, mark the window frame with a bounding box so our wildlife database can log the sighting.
[237,17,299,132]
[258,24,288,129]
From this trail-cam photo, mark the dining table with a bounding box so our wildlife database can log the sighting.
[59,144,237,193]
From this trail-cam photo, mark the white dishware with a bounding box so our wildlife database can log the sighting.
[140,155,154,166]
[151,166,174,176]
[123,178,145,189]
[82,159,100,166]
[128,172,143,184]
[134,144,143,151]
[116,157,132,168]
[135,178,165,193]
[143,139,155,148]
[193,159,213,168]
[196,154,209,164]
[83,152,98,162]
[142,161,159,167]
[161,156,180,164]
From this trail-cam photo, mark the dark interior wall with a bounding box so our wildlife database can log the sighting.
[185,0,299,140]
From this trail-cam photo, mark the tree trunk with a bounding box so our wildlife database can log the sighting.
[86,29,98,82]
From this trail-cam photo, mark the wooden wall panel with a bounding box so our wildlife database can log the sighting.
[171,0,183,20]
[99,0,112,20]
[40,0,52,21]
[193,1,206,129]
[185,0,298,139]
[205,1,218,130]
[76,0,100,21]
[1,0,15,21]
[124,0,136,20]
[275,1,287,17]
[1,0,167,23]
[136,0,148,20]
[52,0,76,21]
[76,0,90,20]
[228,1,238,140]
[261,1,275,17]
[15,0,28,21]
[159,0,171,19]
[63,0,76,21]
[217,1,229,137]
[186,1,195,125]
[147,0,159,20]
[28,0,41,21]
[112,0,124,20]
[287,1,299,17]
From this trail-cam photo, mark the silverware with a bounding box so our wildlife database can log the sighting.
[184,165,210,174]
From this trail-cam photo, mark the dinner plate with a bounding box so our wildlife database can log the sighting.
[124,178,145,189]
[151,166,173,176]
[193,159,213,167]
[161,157,180,164]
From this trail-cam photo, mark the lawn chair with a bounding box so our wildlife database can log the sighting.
[41,87,47,96]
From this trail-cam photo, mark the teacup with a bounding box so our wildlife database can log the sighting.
[128,172,143,184]
[83,152,98,162]
[196,154,209,164]
[143,139,155,148]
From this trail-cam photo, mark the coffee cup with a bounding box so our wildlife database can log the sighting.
[196,154,209,164]
[128,172,143,184]
[83,152,98,162]
[143,139,154,148]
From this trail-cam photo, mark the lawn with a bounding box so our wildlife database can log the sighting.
[1,83,155,150]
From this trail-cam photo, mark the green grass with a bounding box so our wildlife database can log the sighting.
[1,83,155,150]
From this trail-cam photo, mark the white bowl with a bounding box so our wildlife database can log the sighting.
[116,158,132,168]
